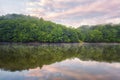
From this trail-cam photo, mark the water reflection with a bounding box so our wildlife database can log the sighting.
[0,58,120,80]
[0,43,120,80]
[27,58,120,80]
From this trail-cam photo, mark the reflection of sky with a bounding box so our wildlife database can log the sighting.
[0,58,120,80]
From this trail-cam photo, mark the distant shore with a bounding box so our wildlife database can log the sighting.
[0,42,120,45]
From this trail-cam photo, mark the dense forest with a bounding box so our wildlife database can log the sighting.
[0,14,120,42]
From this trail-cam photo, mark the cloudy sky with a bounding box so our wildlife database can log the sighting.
[0,0,120,27]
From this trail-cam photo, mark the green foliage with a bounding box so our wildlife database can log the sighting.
[0,14,120,42]
[0,14,79,42]
[77,24,120,42]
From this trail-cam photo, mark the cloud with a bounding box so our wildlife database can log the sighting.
[26,0,120,27]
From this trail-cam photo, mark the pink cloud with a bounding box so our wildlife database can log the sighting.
[26,0,120,27]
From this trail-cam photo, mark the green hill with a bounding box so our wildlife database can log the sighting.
[0,14,79,42]
[0,14,120,42]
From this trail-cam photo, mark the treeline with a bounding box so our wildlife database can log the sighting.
[78,24,120,42]
[0,14,120,42]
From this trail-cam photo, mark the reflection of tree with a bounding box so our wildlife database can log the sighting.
[0,43,119,71]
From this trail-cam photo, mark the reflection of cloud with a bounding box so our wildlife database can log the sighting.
[26,58,120,80]
[27,67,43,77]
[26,0,120,27]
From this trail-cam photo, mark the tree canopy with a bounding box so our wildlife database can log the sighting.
[0,14,120,42]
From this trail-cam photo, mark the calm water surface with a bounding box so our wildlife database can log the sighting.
[0,43,120,80]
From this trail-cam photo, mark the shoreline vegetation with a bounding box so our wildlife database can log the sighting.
[0,42,120,46]
[0,14,120,43]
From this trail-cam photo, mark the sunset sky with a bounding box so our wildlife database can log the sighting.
[0,0,120,27]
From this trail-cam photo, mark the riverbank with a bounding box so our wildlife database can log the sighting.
[0,42,120,46]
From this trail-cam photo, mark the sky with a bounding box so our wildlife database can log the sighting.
[0,0,120,27]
